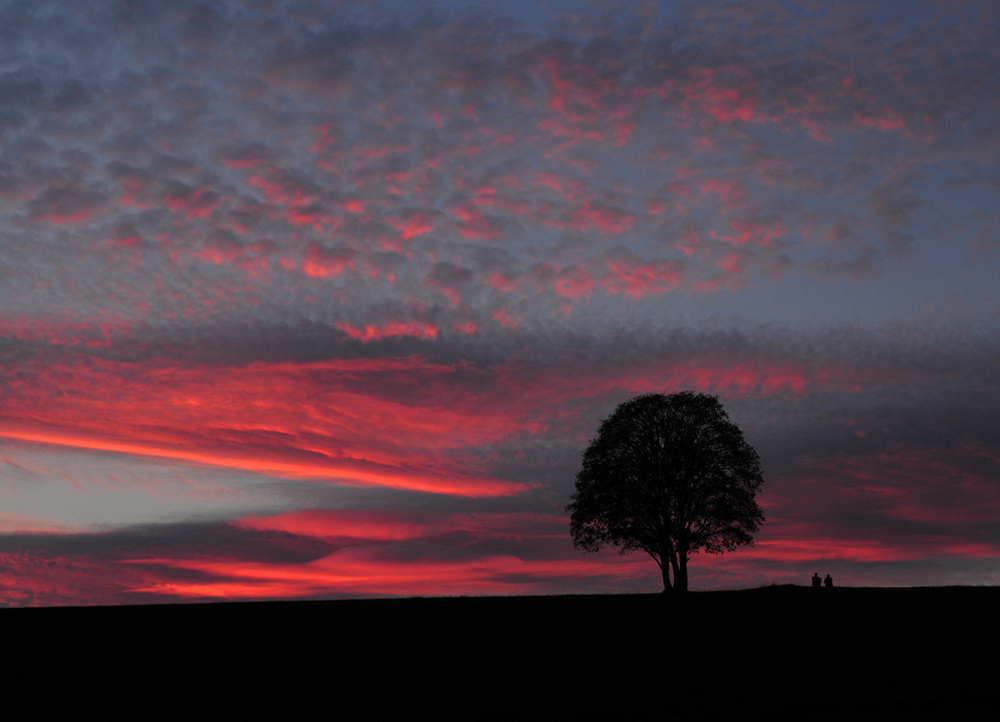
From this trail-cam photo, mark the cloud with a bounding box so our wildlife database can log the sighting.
[0,0,998,602]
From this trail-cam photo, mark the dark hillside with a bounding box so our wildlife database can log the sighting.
[4,586,997,719]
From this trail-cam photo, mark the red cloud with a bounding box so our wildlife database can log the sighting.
[452,203,501,240]
[124,550,653,600]
[540,56,606,121]
[123,511,657,600]
[0,551,145,607]
[193,239,272,278]
[602,258,683,298]
[247,173,315,208]
[0,356,542,498]
[538,117,606,142]
[853,110,905,132]
[0,317,131,348]
[27,184,106,225]
[569,201,634,234]
[235,509,568,545]
[336,321,438,342]
[490,356,882,412]
[220,148,267,168]
[488,273,518,292]
[236,509,431,542]
[493,310,519,329]
[703,86,755,123]
[389,211,437,241]
[302,244,355,278]
[552,266,595,300]
[725,218,786,247]
[38,209,95,225]
[163,187,219,220]
[664,360,809,396]
[699,179,747,210]
[798,442,1000,525]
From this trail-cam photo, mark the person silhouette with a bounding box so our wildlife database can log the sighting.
[824,574,833,588]
[812,572,821,588]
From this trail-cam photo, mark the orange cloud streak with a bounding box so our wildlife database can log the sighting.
[0,356,535,497]
[126,548,651,600]
[0,422,512,497]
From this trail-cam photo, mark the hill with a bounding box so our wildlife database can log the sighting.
[4,586,996,719]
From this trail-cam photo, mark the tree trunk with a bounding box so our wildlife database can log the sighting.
[674,553,689,592]
[660,561,673,593]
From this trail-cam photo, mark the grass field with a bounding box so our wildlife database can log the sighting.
[4,586,996,719]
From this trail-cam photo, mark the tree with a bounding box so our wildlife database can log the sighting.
[567,391,764,592]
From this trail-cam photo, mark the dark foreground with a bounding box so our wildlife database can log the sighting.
[4,586,998,719]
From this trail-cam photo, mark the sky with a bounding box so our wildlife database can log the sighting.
[1,0,998,606]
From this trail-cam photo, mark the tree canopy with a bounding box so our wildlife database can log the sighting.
[567,392,764,592]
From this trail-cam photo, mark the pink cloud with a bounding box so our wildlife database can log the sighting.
[602,258,683,298]
[538,117,606,143]
[678,67,757,123]
[220,148,267,169]
[699,179,747,209]
[569,201,634,234]
[0,355,541,498]
[300,244,354,278]
[552,266,596,300]
[27,184,106,225]
[0,318,131,349]
[247,174,314,208]
[646,199,668,215]
[493,310,519,329]
[488,273,518,292]
[452,202,501,240]
[194,239,273,277]
[540,56,606,121]
[389,211,437,241]
[725,218,786,247]
[163,187,219,220]
[124,549,651,600]
[38,209,95,225]
[336,321,438,342]
[853,110,905,131]
[799,443,1000,525]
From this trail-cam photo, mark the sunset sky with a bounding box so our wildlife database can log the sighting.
[1,0,998,606]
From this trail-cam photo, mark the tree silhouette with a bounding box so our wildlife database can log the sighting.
[567,392,764,592]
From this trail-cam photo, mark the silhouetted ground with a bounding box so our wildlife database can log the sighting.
[4,586,997,719]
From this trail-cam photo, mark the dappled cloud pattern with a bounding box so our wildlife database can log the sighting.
[1,0,999,605]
